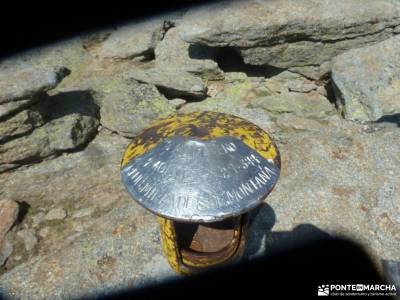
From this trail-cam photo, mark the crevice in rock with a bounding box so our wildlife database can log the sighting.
[15,201,30,225]
[188,43,218,61]
[329,78,343,112]
[99,125,132,140]
[155,86,206,102]
[213,46,285,78]
[136,50,156,62]
[287,68,321,81]
[313,72,337,106]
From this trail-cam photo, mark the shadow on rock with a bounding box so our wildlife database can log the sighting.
[243,203,276,258]
[382,260,400,291]
[374,113,400,127]
[244,203,331,260]
[44,90,100,121]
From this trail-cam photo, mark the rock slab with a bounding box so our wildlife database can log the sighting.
[180,0,400,76]
[0,66,70,104]
[332,36,400,121]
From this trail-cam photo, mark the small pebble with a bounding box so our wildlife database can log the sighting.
[17,229,38,251]
[45,208,67,221]
[13,255,22,261]
[72,207,94,219]
[38,227,50,238]
[169,98,187,109]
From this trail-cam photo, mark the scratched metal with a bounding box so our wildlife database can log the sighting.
[121,136,280,222]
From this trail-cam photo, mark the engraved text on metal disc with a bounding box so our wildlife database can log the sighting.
[121,136,280,222]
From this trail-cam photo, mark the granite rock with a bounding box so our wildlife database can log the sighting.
[0,239,13,267]
[0,200,19,241]
[0,101,48,142]
[98,78,175,137]
[0,97,41,120]
[155,27,223,80]
[331,36,400,121]
[180,0,400,76]
[0,91,99,172]
[126,67,207,99]
[98,18,175,60]
[17,229,38,252]
[0,66,70,104]
[249,92,334,117]
[44,208,67,221]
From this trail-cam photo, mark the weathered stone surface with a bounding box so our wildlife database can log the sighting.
[0,96,41,120]
[38,227,50,239]
[180,0,400,71]
[31,212,46,228]
[0,238,13,267]
[0,200,19,241]
[0,129,129,223]
[265,71,318,93]
[0,66,70,104]
[245,118,400,265]
[0,202,173,299]
[0,130,175,298]
[72,207,94,219]
[180,75,275,130]
[126,67,207,99]
[98,78,175,137]
[0,103,48,142]
[249,92,334,117]
[182,71,333,119]
[275,113,324,131]
[0,126,54,169]
[97,19,174,60]
[0,91,99,172]
[155,27,223,80]
[47,115,99,152]
[331,36,400,121]
[168,98,187,109]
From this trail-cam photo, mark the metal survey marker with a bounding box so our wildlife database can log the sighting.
[120,111,281,274]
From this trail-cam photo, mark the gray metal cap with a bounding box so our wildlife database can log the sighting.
[121,136,280,222]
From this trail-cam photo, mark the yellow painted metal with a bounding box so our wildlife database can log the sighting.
[157,217,189,275]
[121,111,279,168]
[121,111,280,274]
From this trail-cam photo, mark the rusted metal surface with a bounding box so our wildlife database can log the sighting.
[179,216,243,267]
